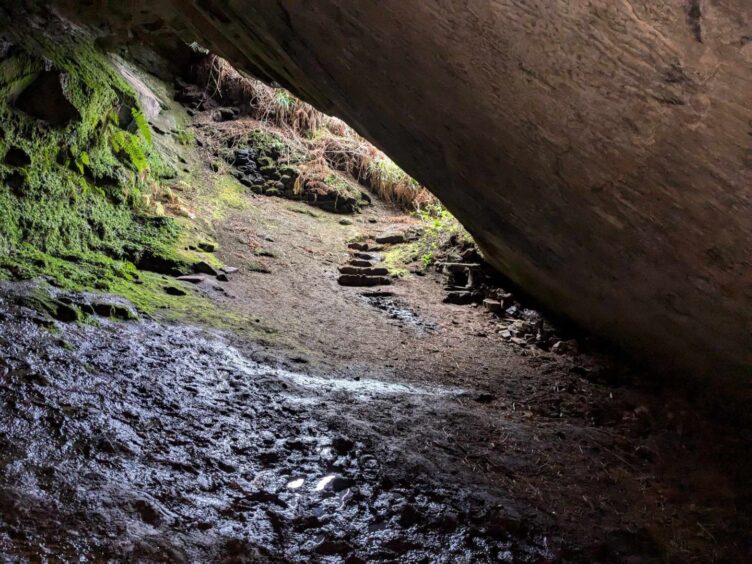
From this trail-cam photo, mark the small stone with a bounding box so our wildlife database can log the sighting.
[177,275,207,284]
[347,242,369,251]
[338,266,389,276]
[213,107,238,121]
[52,301,80,322]
[352,251,377,260]
[338,274,391,287]
[222,266,239,274]
[552,340,577,354]
[198,241,217,252]
[164,286,187,296]
[216,273,229,282]
[193,261,219,276]
[443,291,479,305]
[339,218,353,225]
[91,302,138,321]
[483,299,502,314]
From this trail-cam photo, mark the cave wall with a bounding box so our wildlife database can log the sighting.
[9,1,752,384]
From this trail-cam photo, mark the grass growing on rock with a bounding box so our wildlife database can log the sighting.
[0,35,272,336]
[383,204,473,276]
[196,54,435,211]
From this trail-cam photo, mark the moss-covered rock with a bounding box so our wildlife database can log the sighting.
[0,34,187,295]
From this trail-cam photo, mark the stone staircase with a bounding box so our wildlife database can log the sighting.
[337,242,392,287]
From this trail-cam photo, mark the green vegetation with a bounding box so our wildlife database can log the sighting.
[244,260,272,273]
[0,39,174,264]
[175,128,195,145]
[202,54,433,210]
[286,205,320,218]
[383,204,473,276]
[0,35,233,328]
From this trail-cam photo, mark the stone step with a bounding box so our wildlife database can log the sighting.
[443,290,482,304]
[347,242,370,251]
[338,265,389,276]
[375,231,406,244]
[361,291,395,298]
[349,259,375,268]
[483,298,502,314]
[351,251,381,261]
[436,262,482,272]
[338,274,392,287]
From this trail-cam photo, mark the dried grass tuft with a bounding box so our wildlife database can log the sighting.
[198,54,437,211]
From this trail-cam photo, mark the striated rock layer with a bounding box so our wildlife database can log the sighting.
[9,1,752,385]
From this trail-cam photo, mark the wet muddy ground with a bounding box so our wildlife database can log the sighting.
[2,120,752,561]
[2,282,752,562]
[0,298,557,562]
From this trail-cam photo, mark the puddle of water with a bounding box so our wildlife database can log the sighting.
[362,295,438,334]
[287,478,305,489]
[315,475,336,491]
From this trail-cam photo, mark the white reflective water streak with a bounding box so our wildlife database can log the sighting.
[286,478,305,489]
[315,475,336,491]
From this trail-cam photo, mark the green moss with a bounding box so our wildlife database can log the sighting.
[0,37,279,339]
[212,175,250,216]
[107,271,275,338]
[10,283,79,322]
[325,173,354,195]
[245,260,272,273]
[0,34,190,292]
[131,108,152,144]
[383,245,413,277]
[110,129,149,173]
[228,128,305,164]
[383,204,472,276]
[286,204,320,218]
[174,129,195,145]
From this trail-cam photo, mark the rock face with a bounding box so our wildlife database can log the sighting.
[7,2,752,383]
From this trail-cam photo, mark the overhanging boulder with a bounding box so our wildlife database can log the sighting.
[6,1,752,386]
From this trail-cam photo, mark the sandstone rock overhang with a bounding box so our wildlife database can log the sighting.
[6,1,752,387]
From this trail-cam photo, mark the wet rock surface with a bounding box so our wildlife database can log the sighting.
[361,294,438,335]
[0,295,557,562]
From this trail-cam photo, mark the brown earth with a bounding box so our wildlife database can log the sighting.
[1,163,751,560]
[0,100,751,559]
[164,151,752,559]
